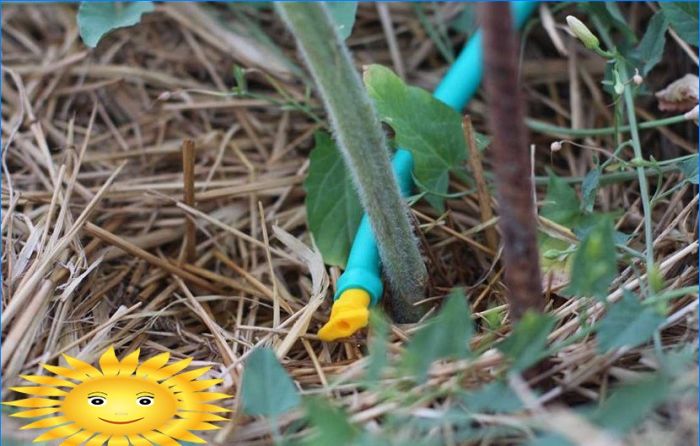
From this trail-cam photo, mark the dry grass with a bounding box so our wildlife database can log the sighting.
[1,3,697,445]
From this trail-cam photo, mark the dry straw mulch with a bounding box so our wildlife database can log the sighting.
[2,3,697,445]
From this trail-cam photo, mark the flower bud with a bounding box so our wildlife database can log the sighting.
[157,91,172,101]
[566,16,600,50]
[648,264,664,294]
[550,141,562,152]
[613,70,625,96]
[633,69,643,86]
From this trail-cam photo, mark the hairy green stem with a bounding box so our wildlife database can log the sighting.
[277,3,427,316]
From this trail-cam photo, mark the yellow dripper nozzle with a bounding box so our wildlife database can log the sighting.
[317,289,370,341]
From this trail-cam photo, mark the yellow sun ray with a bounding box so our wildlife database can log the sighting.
[59,429,93,446]
[157,422,206,444]
[174,392,231,415]
[43,364,93,382]
[84,433,110,446]
[162,368,215,391]
[19,415,69,430]
[176,411,228,422]
[176,401,231,413]
[10,407,60,418]
[3,397,61,408]
[171,379,223,393]
[135,352,170,378]
[20,374,75,388]
[127,434,153,446]
[164,411,221,435]
[118,349,141,376]
[185,392,230,403]
[190,421,219,431]
[10,386,67,397]
[165,367,212,384]
[149,357,193,381]
[107,435,129,446]
[33,423,83,442]
[63,354,104,378]
[99,346,121,376]
[177,411,221,430]
[141,430,180,446]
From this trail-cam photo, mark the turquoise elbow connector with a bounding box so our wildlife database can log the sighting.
[433,1,539,108]
[322,2,539,340]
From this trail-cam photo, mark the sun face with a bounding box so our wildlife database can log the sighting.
[62,375,179,436]
[3,347,231,446]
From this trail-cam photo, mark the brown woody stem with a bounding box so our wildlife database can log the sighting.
[479,4,544,320]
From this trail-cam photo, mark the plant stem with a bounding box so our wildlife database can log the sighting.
[620,66,656,276]
[533,155,692,185]
[480,3,544,321]
[572,12,676,292]
[464,116,498,252]
[277,3,427,320]
[527,114,688,137]
[643,286,699,305]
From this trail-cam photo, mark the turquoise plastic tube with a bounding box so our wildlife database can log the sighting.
[334,2,539,304]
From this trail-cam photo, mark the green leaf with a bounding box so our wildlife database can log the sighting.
[402,289,473,380]
[597,290,664,352]
[303,398,359,446]
[449,4,478,36]
[539,171,626,293]
[241,347,301,417]
[565,216,617,300]
[365,310,390,384]
[538,172,581,290]
[460,381,523,413]
[482,305,505,332]
[538,234,573,293]
[526,434,575,446]
[77,2,154,48]
[354,432,393,446]
[657,343,697,379]
[541,171,581,226]
[679,154,699,184]
[580,167,601,213]
[659,2,699,47]
[304,132,363,267]
[497,311,556,373]
[326,2,358,40]
[589,374,671,434]
[573,214,629,246]
[635,12,668,75]
[364,64,482,211]
[581,3,636,44]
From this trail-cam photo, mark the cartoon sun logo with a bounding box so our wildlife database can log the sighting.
[4,347,231,445]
